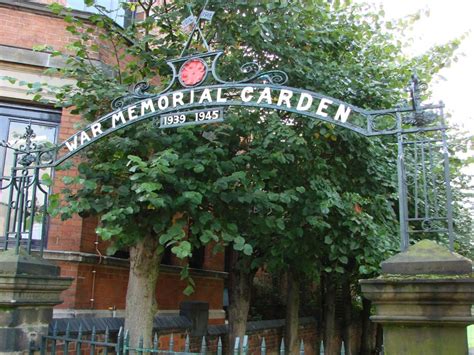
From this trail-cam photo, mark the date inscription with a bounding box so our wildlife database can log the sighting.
[160,108,224,128]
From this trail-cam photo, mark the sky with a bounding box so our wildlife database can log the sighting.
[360,0,474,133]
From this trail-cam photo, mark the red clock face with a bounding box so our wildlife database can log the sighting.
[179,59,207,87]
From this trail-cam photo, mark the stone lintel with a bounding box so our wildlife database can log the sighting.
[0,45,113,75]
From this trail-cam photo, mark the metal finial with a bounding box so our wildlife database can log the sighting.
[409,71,422,111]
[405,70,436,127]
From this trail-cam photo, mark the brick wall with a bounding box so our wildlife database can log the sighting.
[54,261,224,313]
[203,242,225,272]
[0,6,75,53]
[47,109,84,252]
[0,3,108,61]
[54,260,79,309]
[139,319,319,354]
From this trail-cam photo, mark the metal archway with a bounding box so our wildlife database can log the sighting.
[0,24,454,255]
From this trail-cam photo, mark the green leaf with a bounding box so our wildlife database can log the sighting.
[106,245,118,256]
[243,244,253,256]
[83,180,97,190]
[324,235,333,245]
[2,76,17,84]
[276,219,285,231]
[182,191,203,205]
[62,176,76,184]
[48,2,65,14]
[41,173,53,187]
[180,265,189,279]
[200,230,216,244]
[183,284,194,296]
[159,223,185,245]
[193,164,205,173]
[172,240,192,259]
[135,182,162,193]
[339,256,348,264]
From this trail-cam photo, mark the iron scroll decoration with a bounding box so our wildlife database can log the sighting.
[0,2,456,254]
[110,51,290,111]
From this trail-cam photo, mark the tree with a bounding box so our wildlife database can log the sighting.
[9,0,259,346]
[194,1,462,353]
[3,0,466,352]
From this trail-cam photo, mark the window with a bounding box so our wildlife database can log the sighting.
[0,103,60,249]
[67,0,129,27]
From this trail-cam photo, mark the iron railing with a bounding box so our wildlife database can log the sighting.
[29,321,368,355]
[29,321,379,354]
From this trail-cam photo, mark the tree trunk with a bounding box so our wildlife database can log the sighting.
[314,280,323,355]
[285,270,300,355]
[375,324,384,355]
[322,274,341,355]
[124,234,162,348]
[360,298,372,355]
[341,276,352,355]
[227,253,254,354]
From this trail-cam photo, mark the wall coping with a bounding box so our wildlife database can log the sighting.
[49,316,317,336]
[53,308,226,320]
[50,315,192,335]
[207,317,317,336]
[0,45,109,74]
[42,249,228,279]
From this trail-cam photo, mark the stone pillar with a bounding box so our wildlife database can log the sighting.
[0,250,73,354]
[360,240,474,355]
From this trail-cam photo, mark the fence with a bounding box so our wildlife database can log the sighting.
[30,324,323,355]
[29,321,360,354]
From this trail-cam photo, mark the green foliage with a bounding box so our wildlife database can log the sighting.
[13,0,467,292]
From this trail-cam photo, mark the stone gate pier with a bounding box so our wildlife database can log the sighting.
[0,250,72,354]
[360,240,474,355]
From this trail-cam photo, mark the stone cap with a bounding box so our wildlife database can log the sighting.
[0,249,60,276]
[381,240,472,275]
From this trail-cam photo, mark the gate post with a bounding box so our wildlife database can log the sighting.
[360,240,473,354]
[0,249,72,354]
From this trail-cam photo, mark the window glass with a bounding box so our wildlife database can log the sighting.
[0,105,59,248]
[67,0,126,26]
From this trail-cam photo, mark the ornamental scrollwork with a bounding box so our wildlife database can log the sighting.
[111,81,155,110]
[211,53,288,85]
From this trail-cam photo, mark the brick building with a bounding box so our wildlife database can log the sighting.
[0,0,227,325]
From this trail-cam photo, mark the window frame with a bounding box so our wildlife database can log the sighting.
[0,102,61,249]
